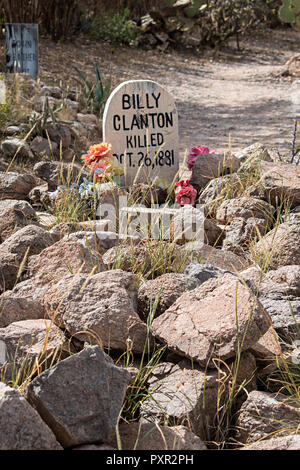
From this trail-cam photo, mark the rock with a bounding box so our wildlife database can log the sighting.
[0,225,54,291]
[222,217,269,256]
[1,137,34,160]
[0,172,38,200]
[151,273,271,367]
[29,239,106,287]
[253,220,300,269]
[28,184,51,206]
[235,390,300,444]
[0,280,47,328]
[249,327,282,361]
[0,199,38,240]
[43,270,151,353]
[4,125,20,136]
[184,263,235,284]
[45,124,72,148]
[216,197,274,225]
[137,273,198,321]
[204,219,224,246]
[0,319,69,382]
[0,382,62,450]
[39,85,62,99]
[33,161,87,191]
[190,152,240,192]
[239,265,262,292]
[240,435,300,450]
[25,345,131,448]
[216,197,275,254]
[0,208,31,241]
[181,242,251,272]
[236,143,272,166]
[108,422,207,450]
[260,161,300,209]
[30,136,58,158]
[198,175,242,216]
[258,265,300,337]
[0,199,37,219]
[77,113,99,128]
[140,360,219,440]
[62,230,121,255]
[0,225,54,264]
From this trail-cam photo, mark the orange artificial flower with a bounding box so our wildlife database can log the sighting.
[81,143,112,166]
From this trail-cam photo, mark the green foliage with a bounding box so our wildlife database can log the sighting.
[279,0,300,30]
[74,62,111,116]
[89,8,140,46]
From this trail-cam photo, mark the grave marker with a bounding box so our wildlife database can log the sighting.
[103,80,179,186]
[5,23,39,79]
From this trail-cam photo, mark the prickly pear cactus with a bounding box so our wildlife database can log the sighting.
[279,0,300,30]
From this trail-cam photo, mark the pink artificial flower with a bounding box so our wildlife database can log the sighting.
[175,180,197,206]
[187,146,215,170]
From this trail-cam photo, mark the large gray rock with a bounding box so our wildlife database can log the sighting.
[151,273,271,367]
[216,197,274,225]
[0,172,38,200]
[0,382,62,450]
[137,273,198,321]
[0,319,69,383]
[0,225,54,291]
[29,238,106,287]
[140,360,219,440]
[198,174,242,217]
[258,265,300,337]
[235,390,300,445]
[189,152,240,193]
[0,199,38,241]
[260,160,300,209]
[108,422,207,450]
[43,270,151,353]
[1,137,34,160]
[30,136,58,158]
[253,220,300,269]
[184,263,234,284]
[181,242,251,272]
[0,280,47,328]
[26,346,131,448]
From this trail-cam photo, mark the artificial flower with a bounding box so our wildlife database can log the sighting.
[187,146,215,170]
[81,142,112,166]
[175,179,197,206]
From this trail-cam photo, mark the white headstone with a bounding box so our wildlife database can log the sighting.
[103,80,179,186]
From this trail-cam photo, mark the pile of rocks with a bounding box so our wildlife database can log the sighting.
[1,75,101,165]
[0,141,300,450]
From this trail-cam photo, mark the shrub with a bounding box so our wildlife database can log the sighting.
[89,8,140,46]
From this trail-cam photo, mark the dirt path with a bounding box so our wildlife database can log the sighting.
[35,27,300,158]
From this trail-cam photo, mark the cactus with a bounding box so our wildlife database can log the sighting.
[279,0,300,30]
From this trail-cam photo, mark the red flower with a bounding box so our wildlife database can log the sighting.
[175,180,197,206]
[81,143,112,167]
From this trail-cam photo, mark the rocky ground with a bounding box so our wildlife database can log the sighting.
[0,27,300,451]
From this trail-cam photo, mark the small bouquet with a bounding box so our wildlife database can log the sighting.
[81,143,123,183]
[175,179,197,206]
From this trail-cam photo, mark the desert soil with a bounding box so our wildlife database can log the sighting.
[3,26,300,159]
